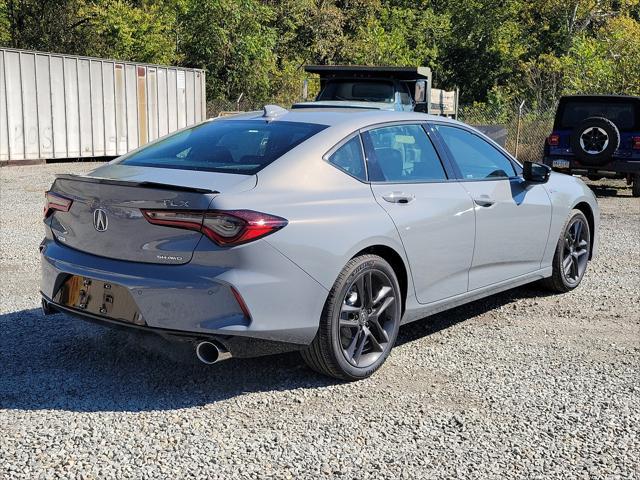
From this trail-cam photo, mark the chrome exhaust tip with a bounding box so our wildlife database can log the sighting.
[195,341,232,365]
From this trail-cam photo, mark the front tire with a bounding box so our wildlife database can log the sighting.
[541,209,591,293]
[301,254,402,381]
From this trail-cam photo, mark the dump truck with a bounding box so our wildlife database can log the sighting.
[293,65,458,117]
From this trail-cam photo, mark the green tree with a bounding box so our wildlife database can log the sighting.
[1,0,640,106]
[563,16,640,95]
[342,5,449,68]
[2,0,93,53]
[83,0,178,64]
[178,0,278,102]
[433,0,529,101]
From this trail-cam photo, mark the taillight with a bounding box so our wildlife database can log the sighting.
[44,191,73,218]
[633,136,640,150]
[548,134,560,146]
[141,210,204,231]
[141,209,288,247]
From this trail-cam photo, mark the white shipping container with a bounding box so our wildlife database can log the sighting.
[0,48,207,164]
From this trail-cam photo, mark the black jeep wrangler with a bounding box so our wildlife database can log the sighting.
[543,95,640,197]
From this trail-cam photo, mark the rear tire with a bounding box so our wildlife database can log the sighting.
[541,209,591,293]
[301,254,402,381]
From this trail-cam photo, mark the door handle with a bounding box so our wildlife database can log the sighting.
[382,192,415,204]
[473,195,495,207]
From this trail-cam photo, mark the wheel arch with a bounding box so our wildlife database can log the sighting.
[352,245,408,315]
[573,201,595,259]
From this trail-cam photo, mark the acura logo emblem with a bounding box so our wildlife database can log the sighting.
[93,208,108,232]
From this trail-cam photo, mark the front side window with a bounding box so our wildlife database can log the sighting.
[328,136,366,181]
[117,120,327,174]
[434,125,516,180]
[362,124,447,182]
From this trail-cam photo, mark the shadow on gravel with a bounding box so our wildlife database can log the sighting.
[587,183,632,198]
[0,284,552,412]
[395,284,555,346]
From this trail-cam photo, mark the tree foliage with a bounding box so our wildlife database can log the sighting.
[1,0,639,105]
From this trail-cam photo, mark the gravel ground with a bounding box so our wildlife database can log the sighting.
[1,162,639,479]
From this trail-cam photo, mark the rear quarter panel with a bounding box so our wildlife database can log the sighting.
[208,132,413,296]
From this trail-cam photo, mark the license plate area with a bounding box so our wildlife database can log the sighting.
[53,276,145,325]
[552,159,571,169]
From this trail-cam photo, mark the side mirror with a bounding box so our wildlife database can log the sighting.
[414,80,426,103]
[523,162,551,184]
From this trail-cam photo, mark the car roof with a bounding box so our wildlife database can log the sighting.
[213,108,462,131]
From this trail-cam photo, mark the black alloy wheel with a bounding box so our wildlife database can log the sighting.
[561,216,590,287]
[579,127,609,154]
[339,269,396,368]
[301,254,402,381]
[542,209,591,293]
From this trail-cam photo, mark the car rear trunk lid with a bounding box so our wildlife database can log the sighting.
[47,166,256,265]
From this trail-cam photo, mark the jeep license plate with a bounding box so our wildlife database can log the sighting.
[552,159,570,169]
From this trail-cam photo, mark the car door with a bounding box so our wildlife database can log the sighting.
[433,123,552,291]
[363,123,476,304]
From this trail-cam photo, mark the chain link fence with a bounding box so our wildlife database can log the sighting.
[459,102,555,163]
[207,97,264,117]
[207,97,556,164]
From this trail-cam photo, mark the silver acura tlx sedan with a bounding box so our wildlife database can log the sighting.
[41,107,599,380]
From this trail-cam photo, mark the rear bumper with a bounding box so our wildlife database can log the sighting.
[543,156,640,175]
[40,236,328,347]
[39,295,302,358]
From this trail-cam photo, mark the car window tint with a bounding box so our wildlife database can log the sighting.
[118,120,327,174]
[362,124,447,182]
[435,125,516,180]
[328,136,366,181]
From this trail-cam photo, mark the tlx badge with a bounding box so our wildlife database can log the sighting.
[164,200,190,208]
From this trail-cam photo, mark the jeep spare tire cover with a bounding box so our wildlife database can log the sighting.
[571,116,620,166]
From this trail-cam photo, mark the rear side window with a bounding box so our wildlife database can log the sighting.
[117,120,327,174]
[362,124,447,182]
[558,99,638,131]
[435,125,516,180]
[328,136,366,181]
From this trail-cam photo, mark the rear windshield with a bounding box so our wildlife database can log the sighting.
[557,98,639,131]
[318,80,395,103]
[117,120,327,174]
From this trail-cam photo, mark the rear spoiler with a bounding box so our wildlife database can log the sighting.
[54,174,219,194]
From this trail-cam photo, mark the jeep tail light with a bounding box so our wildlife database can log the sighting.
[44,191,73,218]
[548,134,560,146]
[633,136,640,150]
[141,209,288,247]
